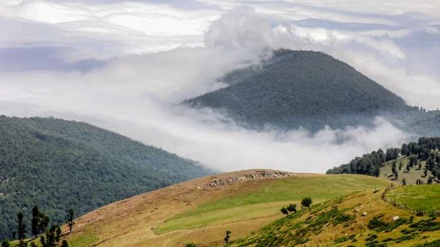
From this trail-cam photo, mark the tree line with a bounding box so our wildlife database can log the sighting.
[0,206,74,247]
[327,137,440,183]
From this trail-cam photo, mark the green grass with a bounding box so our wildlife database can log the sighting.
[387,184,440,212]
[155,175,390,234]
[67,231,99,247]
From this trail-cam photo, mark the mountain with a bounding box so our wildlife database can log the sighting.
[59,170,390,246]
[0,116,213,239]
[183,49,411,131]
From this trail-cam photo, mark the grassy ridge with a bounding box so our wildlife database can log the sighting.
[155,174,390,234]
[63,172,392,247]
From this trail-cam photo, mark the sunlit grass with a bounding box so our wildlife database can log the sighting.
[155,175,390,234]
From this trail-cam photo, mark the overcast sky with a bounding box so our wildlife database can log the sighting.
[1,0,439,172]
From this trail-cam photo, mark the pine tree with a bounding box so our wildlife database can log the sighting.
[67,209,75,234]
[31,205,40,238]
[17,212,26,243]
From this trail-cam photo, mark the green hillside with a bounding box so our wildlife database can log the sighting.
[184,49,409,131]
[234,185,440,247]
[57,171,391,247]
[0,116,213,240]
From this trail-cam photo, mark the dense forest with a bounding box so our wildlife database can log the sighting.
[327,137,440,183]
[183,49,440,136]
[0,116,214,239]
[184,49,410,131]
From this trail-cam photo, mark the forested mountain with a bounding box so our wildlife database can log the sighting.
[0,116,213,239]
[327,137,440,185]
[184,49,411,131]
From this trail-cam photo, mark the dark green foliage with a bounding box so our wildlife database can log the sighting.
[366,234,378,242]
[40,224,61,247]
[334,236,349,243]
[368,215,408,232]
[61,240,68,247]
[1,240,9,247]
[184,50,409,131]
[394,233,416,243]
[286,204,297,213]
[235,198,354,246]
[280,207,289,216]
[17,212,26,241]
[301,197,312,209]
[224,230,231,244]
[0,116,214,239]
[410,219,440,232]
[185,243,195,247]
[428,177,433,184]
[67,209,74,234]
[327,137,440,179]
[31,205,39,238]
[415,239,440,247]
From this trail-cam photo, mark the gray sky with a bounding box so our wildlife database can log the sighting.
[0,0,439,172]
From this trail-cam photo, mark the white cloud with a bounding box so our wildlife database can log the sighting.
[0,1,439,173]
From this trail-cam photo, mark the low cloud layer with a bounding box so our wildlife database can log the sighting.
[0,1,439,172]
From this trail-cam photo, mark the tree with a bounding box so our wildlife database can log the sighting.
[416,179,424,185]
[61,240,68,247]
[287,203,297,213]
[224,230,231,244]
[67,209,74,234]
[38,213,49,233]
[392,162,398,179]
[428,177,433,184]
[31,205,40,238]
[17,212,26,242]
[424,169,428,177]
[301,197,313,209]
[280,207,289,216]
[402,178,407,186]
[398,161,403,171]
[1,240,10,247]
[40,225,57,247]
[55,226,61,243]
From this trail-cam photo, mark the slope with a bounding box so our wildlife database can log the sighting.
[62,170,391,247]
[183,49,409,131]
[327,137,440,185]
[0,116,213,239]
[235,184,440,247]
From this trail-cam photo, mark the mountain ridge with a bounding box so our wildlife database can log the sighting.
[0,116,214,239]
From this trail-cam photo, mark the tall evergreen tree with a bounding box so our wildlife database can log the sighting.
[31,205,40,238]
[67,209,74,234]
[17,212,26,242]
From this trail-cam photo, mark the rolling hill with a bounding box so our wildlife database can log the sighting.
[59,170,391,247]
[0,116,213,239]
[183,49,410,131]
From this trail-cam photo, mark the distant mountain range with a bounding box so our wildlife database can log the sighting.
[184,49,440,135]
[0,116,214,239]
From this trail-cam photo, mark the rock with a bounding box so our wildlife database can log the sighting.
[392,216,400,221]
[362,212,367,216]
